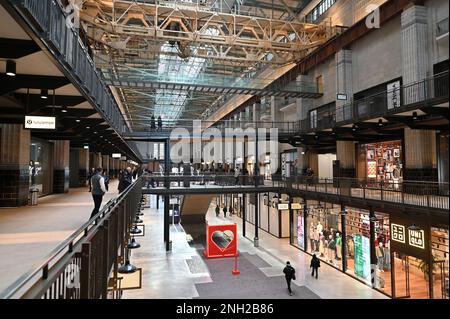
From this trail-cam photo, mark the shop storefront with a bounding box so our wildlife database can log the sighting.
[291,199,305,250]
[289,202,449,299]
[243,193,290,238]
[29,138,53,197]
[359,140,403,185]
[306,202,343,270]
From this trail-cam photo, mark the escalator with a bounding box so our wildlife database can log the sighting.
[179,194,215,244]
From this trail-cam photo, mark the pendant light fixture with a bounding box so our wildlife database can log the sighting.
[6,60,16,77]
[40,89,48,99]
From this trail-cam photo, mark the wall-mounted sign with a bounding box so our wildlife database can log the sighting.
[24,116,56,130]
[278,203,289,210]
[291,203,302,210]
[112,153,121,158]
[120,156,127,161]
[391,223,406,243]
[170,198,178,205]
[337,94,348,101]
[409,229,425,249]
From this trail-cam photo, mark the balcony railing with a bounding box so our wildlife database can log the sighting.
[0,179,142,299]
[14,0,125,133]
[143,174,449,212]
[437,18,449,38]
[335,71,449,125]
[296,72,449,133]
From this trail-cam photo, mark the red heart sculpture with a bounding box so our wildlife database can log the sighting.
[211,230,234,252]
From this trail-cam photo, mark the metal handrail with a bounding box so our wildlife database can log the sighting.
[142,174,449,210]
[0,178,141,299]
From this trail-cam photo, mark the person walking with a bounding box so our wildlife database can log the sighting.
[310,254,321,279]
[283,261,296,296]
[118,167,133,193]
[150,115,156,131]
[223,205,227,218]
[102,170,110,191]
[87,167,95,192]
[90,167,107,219]
[215,204,220,217]
[157,116,163,131]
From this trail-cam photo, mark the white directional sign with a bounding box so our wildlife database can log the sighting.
[25,116,56,130]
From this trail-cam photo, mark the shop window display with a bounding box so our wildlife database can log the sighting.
[373,212,392,296]
[306,203,342,270]
[431,227,449,299]
[292,208,305,250]
[345,208,371,284]
[363,141,403,187]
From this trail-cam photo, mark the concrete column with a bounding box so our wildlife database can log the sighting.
[253,102,260,123]
[109,157,115,178]
[296,75,313,122]
[52,140,70,193]
[306,149,319,177]
[240,110,246,128]
[69,147,89,188]
[97,153,103,168]
[0,124,30,207]
[79,148,89,186]
[404,128,438,181]
[401,5,429,103]
[271,96,282,123]
[335,50,353,122]
[102,155,109,174]
[336,141,356,178]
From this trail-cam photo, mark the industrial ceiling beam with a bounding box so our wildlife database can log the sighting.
[0,38,40,59]
[81,0,332,65]
[0,74,70,95]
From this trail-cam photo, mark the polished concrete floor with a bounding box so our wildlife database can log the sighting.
[0,180,120,293]
[123,196,388,299]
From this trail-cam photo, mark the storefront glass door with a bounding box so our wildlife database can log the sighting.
[393,253,430,299]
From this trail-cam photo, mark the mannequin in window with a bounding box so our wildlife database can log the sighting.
[347,235,354,258]
[319,232,325,257]
[383,240,391,271]
[376,242,385,272]
[316,221,323,235]
[327,235,336,264]
[29,160,36,186]
[309,222,316,252]
[313,228,320,252]
[335,233,342,260]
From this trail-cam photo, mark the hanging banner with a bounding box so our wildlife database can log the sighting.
[297,212,305,250]
[354,234,371,282]
[387,80,401,110]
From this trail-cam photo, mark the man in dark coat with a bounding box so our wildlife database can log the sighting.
[118,167,133,193]
[310,254,321,279]
[283,261,296,296]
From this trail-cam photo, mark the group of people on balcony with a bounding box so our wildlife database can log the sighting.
[150,115,163,132]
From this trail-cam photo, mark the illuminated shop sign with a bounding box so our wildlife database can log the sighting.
[112,153,121,158]
[291,203,302,210]
[337,94,348,101]
[278,204,289,210]
[391,223,406,243]
[25,116,56,130]
[391,223,426,250]
[409,229,425,249]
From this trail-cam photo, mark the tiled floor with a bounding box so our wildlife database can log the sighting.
[0,180,120,293]
[124,195,388,299]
